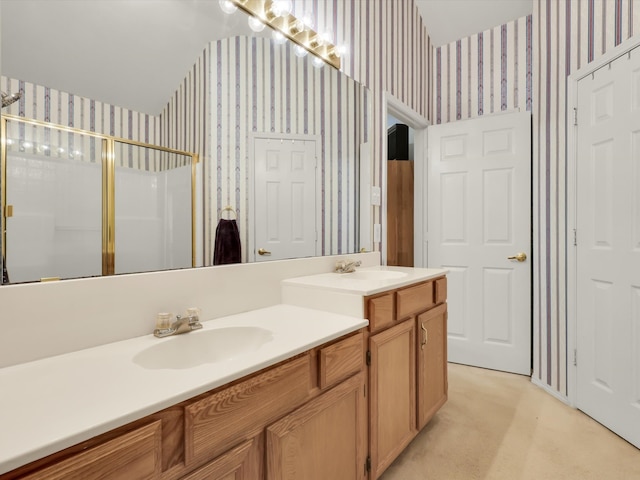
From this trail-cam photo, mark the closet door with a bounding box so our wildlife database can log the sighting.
[575,46,640,449]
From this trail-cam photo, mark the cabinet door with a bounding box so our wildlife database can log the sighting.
[180,437,260,480]
[266,373,366,480]
[21,422,162,480]
[369,319,416,479]
[417,303,448,430]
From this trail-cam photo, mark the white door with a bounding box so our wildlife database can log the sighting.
[253,136,318,262]
[575,47,640,449]
[428,111,531,375]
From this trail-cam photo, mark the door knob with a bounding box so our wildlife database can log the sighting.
[258,248,271,256]
[507,252,527,262]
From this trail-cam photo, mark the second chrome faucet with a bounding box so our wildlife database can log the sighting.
[334,259,362,273]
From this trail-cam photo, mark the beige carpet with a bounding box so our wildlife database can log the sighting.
[380,363,640,480]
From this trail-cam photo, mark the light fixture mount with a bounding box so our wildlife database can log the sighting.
[227,0,341,69]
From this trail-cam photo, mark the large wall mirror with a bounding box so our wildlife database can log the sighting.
[0,0,372,284]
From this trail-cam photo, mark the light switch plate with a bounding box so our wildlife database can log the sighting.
[373,224,381,242]
[371,186,381,206]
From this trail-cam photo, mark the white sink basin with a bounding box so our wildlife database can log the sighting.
[338,270,408,281]
[133,326,274,370]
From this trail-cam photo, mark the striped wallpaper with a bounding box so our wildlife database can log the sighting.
[532,0,640,396]
[432,15,534,123]
[287,0,434,245]
[160,0,432,260]
[161,36,371,264]
[0,76,161,145]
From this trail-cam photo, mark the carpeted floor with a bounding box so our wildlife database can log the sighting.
[379,363,640,480]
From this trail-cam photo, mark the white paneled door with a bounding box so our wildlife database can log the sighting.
[575,47,640,449]
[428,111,531,375]
[253,136,318,262]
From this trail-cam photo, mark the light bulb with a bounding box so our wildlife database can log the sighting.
[248,16,266,32]
[218,0,237,14]
[271,0,292,17]
[319,31,333,46]
[336,44,348,56]
[301,12,314,29]
[311,56,325,68]
[272,30,287,45]
[294,45,308,58]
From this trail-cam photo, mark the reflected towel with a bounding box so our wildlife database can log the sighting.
[213,219,241,265]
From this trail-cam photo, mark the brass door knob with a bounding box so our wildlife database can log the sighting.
[258,248,271,256]
[507,252,527,262]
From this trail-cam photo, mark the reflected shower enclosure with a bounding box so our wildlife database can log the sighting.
[1,116,197,284]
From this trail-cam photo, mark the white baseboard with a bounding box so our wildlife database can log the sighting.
[531,376,572,406]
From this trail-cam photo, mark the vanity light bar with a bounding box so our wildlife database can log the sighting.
[228,0,341,70]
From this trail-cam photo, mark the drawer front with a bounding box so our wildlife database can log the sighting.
[319,332,364,389]
[435,277,447,305]
[397,281,434,319]
[185,355,312,464]
[366,293,395,332]
[23,421,162,480]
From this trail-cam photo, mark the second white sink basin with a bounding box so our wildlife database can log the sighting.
[133,326,274,370]
[338,270,408,281]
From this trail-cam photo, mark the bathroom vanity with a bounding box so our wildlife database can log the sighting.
[283,266,448,479]
[0,264,447,480]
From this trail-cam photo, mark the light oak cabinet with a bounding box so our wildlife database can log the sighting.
[1,332,365,480]
[266,372,366,480]
[417,303,447,430]
[365,276,447,479]
[368,319,416,479]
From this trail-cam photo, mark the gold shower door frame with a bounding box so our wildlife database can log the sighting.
[1,114,198,280]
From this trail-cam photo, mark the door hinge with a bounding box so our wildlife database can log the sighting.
[366,350,371,366]
[573,108,578,126]
[573,228,577,246]
[365,456,371,473]
[573,348,577,366]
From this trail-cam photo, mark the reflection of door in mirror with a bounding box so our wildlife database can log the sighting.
[253,135,319,262]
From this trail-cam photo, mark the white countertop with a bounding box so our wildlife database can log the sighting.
[281,266,449,318]
[282,265,449,296]
[0,304,368,475]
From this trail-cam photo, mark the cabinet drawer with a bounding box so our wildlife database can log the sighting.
[435,277,447,305]
[184,355,312,464]
[22,421,162,480]
[319,332,364,389]
[366,292,395,332]
[397,281,434,319]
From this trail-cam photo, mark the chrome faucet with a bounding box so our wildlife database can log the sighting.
[334,259,362,273]
[154,308,203,338]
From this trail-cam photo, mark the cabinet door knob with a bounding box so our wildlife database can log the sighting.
[421,323,428,349]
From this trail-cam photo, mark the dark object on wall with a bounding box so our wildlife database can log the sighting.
[2,256,9,284]
[213,219,241,265]
[388,123,409,160]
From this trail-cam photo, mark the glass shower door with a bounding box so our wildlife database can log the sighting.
[113,142,193,275]
[2,120,102,283]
